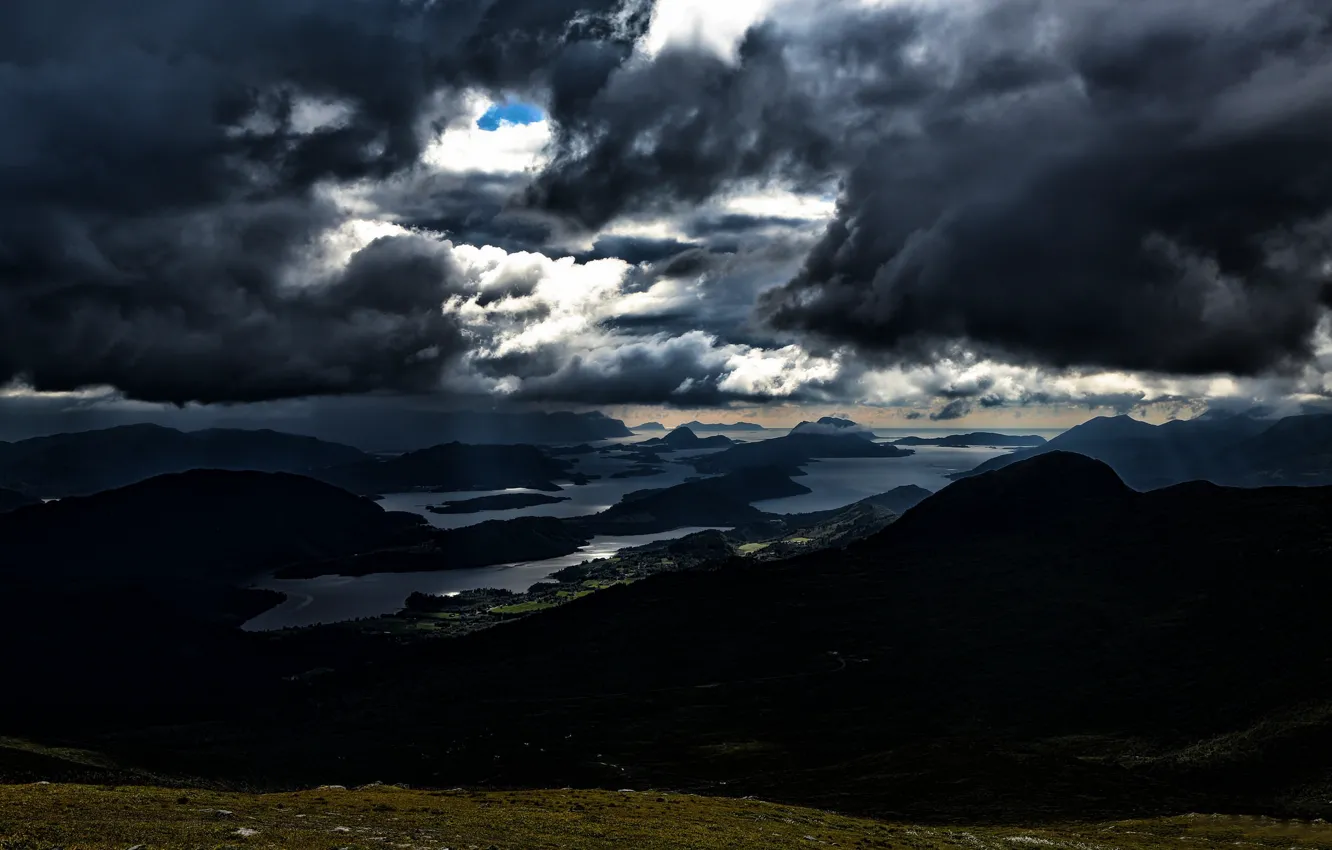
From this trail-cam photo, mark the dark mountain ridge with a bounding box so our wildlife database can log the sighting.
[0,469,428,583]
[0,424,369,498]
[0,487,36,514]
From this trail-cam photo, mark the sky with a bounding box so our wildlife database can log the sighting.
[2,0,1332,432]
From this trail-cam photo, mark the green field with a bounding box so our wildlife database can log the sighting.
[488,601,559,616]
[738,542,771,554]
[2,784,1331,850]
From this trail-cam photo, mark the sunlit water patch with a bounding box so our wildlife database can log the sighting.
[242,526,723,631]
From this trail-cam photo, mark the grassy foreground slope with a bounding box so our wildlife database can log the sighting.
[4,784,1332,850]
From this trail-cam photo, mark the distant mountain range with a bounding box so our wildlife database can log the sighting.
[953,412,1332,488]
[0,409,635,452]
[0,424,601,500]
[279,409,633,450]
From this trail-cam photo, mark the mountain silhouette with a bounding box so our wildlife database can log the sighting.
[0,470,426,583]
[0,487,36,513]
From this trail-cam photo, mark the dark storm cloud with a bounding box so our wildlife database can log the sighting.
[509,340,732,405]
[607,237,817,347]
[683,213,812,240]
[468,331,749,407]
[373,171,558,255]
[529,0,1332,379]
[651,249,721,280]
[573,235,702,265]
[526,23,838,228]
[1,209,474,403]
[764,0,1332,377]
[0,0,650,403]
[930,400,972,422]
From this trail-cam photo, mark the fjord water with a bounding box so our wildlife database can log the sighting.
[242,527,725,630]
[246,429,1057,629]
[754,446,1012,513]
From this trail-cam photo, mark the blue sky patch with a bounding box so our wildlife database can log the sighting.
[476,100,544,131]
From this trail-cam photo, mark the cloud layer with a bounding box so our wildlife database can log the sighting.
[530,0,1332,380]
[6,0,1332,420]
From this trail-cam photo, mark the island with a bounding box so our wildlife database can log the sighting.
[790,416,877,439]
[892,432,1048,448]
[609,465,667,479]
[577,466,810,534]
[425,493,571,515]
[682,420,766,431]
[275,516,594,579]
[311,442,576,495]
[691,431,912,474]
[630,422,667,432]
[634,426,735,451]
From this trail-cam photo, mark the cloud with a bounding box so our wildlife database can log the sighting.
[930,400,972,422]
[0,0,650,403]
[9,0,1332,418]
[422,243,846,406]
[524,0,1332,380]
[526,23,838,229]
[762,1,1332,377]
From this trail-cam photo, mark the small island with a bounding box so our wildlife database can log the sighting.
[635,426,734,451]
[682,420,766,432]
[892,432,1048,448]
[609,465,666,479]
[426,492,572,515]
